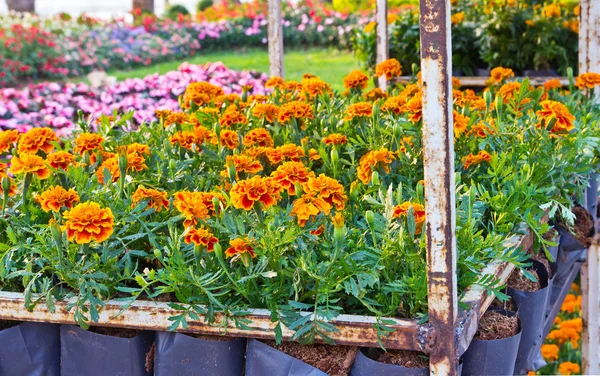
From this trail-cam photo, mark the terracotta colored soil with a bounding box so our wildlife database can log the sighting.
[90,326,141,338]
[376,350,429,369]
[474,310,518,340]
[265,341,358,376]
[558,205,594,247]
[507,269,541,292]
[491,297,517,312]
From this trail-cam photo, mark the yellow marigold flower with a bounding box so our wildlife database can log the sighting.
[525,19,535,27]
[376,58,402,80]
[132,186,169,212]
[402,94,423,123]
[181,82,224,109]
[173,191,223,227]
[540,344,559,362]
[225,237,256,258]
[230,176,282,210]
[10,153,50,179]
[344,70,369,90]
[184,226,219,251]
[47,151,76,171]
[291,194,332,227]
[345,102,373,120]
[252,104,280,123]
[277,101,314,124]
[488,67,515,85]
[302,78,332,99]
[543,3,561,18]
[243,128,274,148]
[18,127,58,155]
[332,212,344,229]
[575,72,600,89]
[323,133,348,145]
[226,154,263,177]
[0,130,20,154]
[271,161,315,195]
[303,74,317,80]
[303,174,347,210]
[220,130,239,150]
[265,76,286,90]
[536,100,575,133]
[220,106,248,128]
[453,110,470,137]
[558,361,580,375]
[463,150,492,169]
[451,11,465,25]
[392,201,426,234]
[364,88,387,101]
[544,78,562,91]
[35,185,80,212]
[357,148,395,184]
[73,133,104,155]
[363,21,376,33]
[62,202,114,244]
[387,14,399,24]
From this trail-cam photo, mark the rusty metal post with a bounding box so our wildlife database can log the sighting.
[579,0,600,103]
[376,0,389,90]
[268,0,284,78]
[419,0,458,374]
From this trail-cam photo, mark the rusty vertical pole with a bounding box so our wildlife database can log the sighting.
[132,0,154,13]
[268,0,284,78]
[419,0,458,375]
[376,0,389,90]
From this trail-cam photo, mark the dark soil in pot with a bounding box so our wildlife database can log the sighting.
[507,268,541,291]
[490,296,517,313]
[473,310,518,340]
[557,204,595,249]
[349,348,429,376]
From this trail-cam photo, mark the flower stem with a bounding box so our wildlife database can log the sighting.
[253,201,264,224]
[21,173,32,220]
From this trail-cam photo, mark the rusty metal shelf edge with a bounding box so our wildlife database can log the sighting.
[395,76,569,87]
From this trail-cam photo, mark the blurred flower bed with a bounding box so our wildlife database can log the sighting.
[0,62,268,134]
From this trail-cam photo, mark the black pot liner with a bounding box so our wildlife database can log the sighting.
[60,325,154,376]
[349,349,428,376]
[154,331,246,376]
[462,309,522,376]
[0,321,60,376]
[245,339,327,376]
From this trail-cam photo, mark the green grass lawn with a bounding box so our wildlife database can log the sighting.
[108,48,361,92]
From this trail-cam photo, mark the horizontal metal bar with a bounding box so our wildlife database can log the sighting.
[394,76,569,88]
[0,291,424,350]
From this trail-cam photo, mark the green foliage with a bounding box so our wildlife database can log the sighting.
[165,4,190,19]
[197,0,214,12]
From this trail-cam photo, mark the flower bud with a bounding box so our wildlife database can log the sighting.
[330,147,339,166]
[49,219,62,250]
[332,212,345,247]
[212,196,221,217]
[350,180,360,202]
[1,176,11,194]
[371,171,380,186]
[365,210,376,229]
[240,252,251,268]
[154,248,162,260]
[293,182,303,197]
[484,90,493,110]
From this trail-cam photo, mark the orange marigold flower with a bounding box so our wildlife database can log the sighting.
[96,157,120,183]
[220,130,240,150]
[62,202,114,244]
[181,82,224,108]
[170,131,198,150]
[184,226,219,251]
[323,133,348,145]
[392,201,426,234]
[35,185,80,212]
[345,102,373,120]
[10,153,50,179]
[271,161,315,195]
[303,174,347,210]
[164,112,189,127]
[376,58,402,79]
[309,148,320,161]
[543,3,561,18]
[0,130,20,154]
[126,152,148,172]
[73,133,104,155]
[230,176,282,210]
[248,94,269,104]
[195,126,218,145]
[252,103,280,124]
[453,111,470,137]
[540,344,559,362]
[291,194,332,226]
[452,77,462,89]
[463,150,492,169]
[243,128,274,148]
[536,100,575,133]
[226,154,263,177]
[265,76,286,89]
[266,144,306,165]
[18,127,58,155]
[451,11,465,25]
[215,94,240,107]
[225,237,256,258]
[344,70,369,90]
[127,143,150,156]
[401,94,423,123]
[497,81,522,103]
[220,106,248,128]
[544,78,563,91]
[561,294,582,313]
[381,95,407,114]
[132,186,169,212]
[302,78,332,99]
[173,191,223,227]
[357,148,396,184]
[0,174,17,196]
[488,67,515,85]
[364,88,387,101]
[575,72,600,89]
[468,122,496,138]
[277,101,314,124]
[557,362,580,375]
[47,151,76,170]
[155,109,173,119]
[310,224,325,236]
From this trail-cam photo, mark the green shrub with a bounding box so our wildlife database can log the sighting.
[165,4,190,19]
[333,0,368,13]
[197,0,214,12]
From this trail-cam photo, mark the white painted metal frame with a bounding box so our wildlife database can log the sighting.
[376,0,389,90]
[267,0,284,78]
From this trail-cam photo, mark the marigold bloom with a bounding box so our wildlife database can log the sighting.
[170,131,198,150]
[47,151,76,170]
[364,88,387,101]
[252,104,280,123]
[463,150,492,169]
[277,101,314,124]
[219,105,248,128]
[561,294,582,313]
[155,109,173,119]
[10,153,50,179]
[544,78,562,91]
[310,224,325,236]
[308,148,320,161]
[302,78,332,99]
[265,76,285,90]
[225,238,256,258]
[132,186,169,212]
[96,157,120,183]
[226,154,263,177]
[0,130,20,154]
[357,148,396,184]
[540,344,559,362]
[536,100,575,133]
[381,95,406,114]
[575,72,600,89]
[173,191,223,227]
[126,152,148,172]
[451,11,465,25]
[35,185,80,212]
[215,94,240,107]
[195,126,218,145]
[498,81,522,103]
[488,67,515,84]
[220,130,240,150]
[453,111,470,137]
[184,227,219,251]
[18,128,58,155]
[345,102,373,120]
[344,70,369,90]
[271,161,315,195]
[363,21,376,33]
[243,128,274,148]
[164,112,189,127]
[181,82,224,108]
[322,133,348,145]
[230,176,282,210]
[303,174,347,210]
[127,143,150,156]
[74,133,104,155]
[543,3,561,18]
[468,122,495,138]
[291,194,332,226]
[0,174,17,196]
[376,58,402,79]
[62,202,114,244]
[402,94,423,123]
[393,202,426,234]
[557,362,580,375]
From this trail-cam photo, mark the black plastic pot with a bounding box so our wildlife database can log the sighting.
[0,321,60,376]
[462,309,522,376]
[245,339,327,376]
[586,173,599,221]
[508,260,551,374]
[522,69,559,77]
[475,68,490,77]
[60,325,154,376]
[154,331,246,376]
[349,349,428,376]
